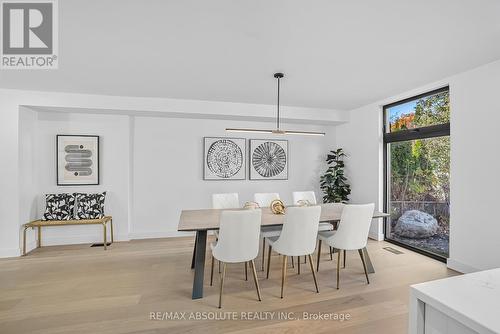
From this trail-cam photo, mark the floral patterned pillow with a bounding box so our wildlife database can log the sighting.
[42,193,76,221]
[74,192,106,219]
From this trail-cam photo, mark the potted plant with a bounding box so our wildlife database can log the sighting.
[320,148,351,203]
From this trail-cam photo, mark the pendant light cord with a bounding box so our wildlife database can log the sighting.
[277,76,280,130]
[225,72,324,136]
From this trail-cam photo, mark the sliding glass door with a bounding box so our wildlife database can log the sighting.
[383,87,450,260]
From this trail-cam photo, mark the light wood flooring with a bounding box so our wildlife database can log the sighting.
[0,237,457,334]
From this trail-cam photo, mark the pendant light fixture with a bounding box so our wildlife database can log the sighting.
[226,73,325,136]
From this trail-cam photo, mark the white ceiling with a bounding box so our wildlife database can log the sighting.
[1,0,500,110]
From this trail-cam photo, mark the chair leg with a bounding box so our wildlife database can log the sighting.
[308,254,319,293]
[297,256,301,275]
[250,260,262,301]
[245,262,248,281]
[266,245,272,279]
[358,249,370,284]
[281,255,287,298]
[210,255,215,286]
[330,246,333,260]
[304,256,307,264]
[291,256,294,268]
[316,239,322,272]
[216,236,221,274]
[219,262,226,308]
[343,250,346,268]
[261,238,266,271]
[336,249,341,289]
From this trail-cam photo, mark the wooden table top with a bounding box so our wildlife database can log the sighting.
[178,204,389,231]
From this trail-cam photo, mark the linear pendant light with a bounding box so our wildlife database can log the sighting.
[226,73,325,136]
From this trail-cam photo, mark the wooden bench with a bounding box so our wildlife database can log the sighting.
[22,216,113,256]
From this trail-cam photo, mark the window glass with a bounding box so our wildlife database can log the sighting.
[387,90,449,132]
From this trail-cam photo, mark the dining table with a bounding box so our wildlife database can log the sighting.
[178,203,389,299]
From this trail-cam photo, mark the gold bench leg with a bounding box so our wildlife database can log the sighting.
[110,219,114,244]
[103,223,107,250]
[23,226,28,256]
[37,226,41,248]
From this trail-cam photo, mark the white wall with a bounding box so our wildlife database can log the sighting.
[447,60,500,273]
[132,117,334,238]
[20,111,334,249]
[336,59,500,273]
[336,104,384,240]
[18,107,38,250]
[26,112,131,251]
[2,89,342,257]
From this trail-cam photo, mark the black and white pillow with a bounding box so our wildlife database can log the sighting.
[74,192,106,219]
[42,193,76,221]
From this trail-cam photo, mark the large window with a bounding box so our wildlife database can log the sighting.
[383,87,450,260]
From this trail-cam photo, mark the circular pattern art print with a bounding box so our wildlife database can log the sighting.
[252,141,286,177]
[206,139,243,178]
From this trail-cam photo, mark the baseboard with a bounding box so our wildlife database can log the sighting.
[128,230,194,240]
[447,258,480,274]
[0,247,21,258]
[368,231,384,241]
[368,220,384,241]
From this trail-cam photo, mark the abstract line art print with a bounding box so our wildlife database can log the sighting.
[57,135,99,185]
[250,139,288,180]
[203,137,246,180]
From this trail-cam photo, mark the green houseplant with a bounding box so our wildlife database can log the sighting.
[320,148,351,203]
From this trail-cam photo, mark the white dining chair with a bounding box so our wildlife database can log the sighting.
[210,209,262,308]
[254,193,283,270]
[265,206,321,298]
[254,192,281,208]
[191,193,241,271]
[317,203,375,289]
[293,191,335,267]
[211,193,248,279]
[292,191,333,234]
[211,193,240,239]
[212,193,239,209]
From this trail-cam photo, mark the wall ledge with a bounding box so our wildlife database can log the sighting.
[447,258,480,274]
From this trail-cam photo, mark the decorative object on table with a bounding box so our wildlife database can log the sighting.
[42,193,76,221]
[249,139,288,180]
[203,137,246,180]
[56,135,99,186]
[320,148,351,203]
[296,199,312,207]
[270,199,286,215]
[74,192,107,219]
[244,201,260,209]
[226,73,325,136]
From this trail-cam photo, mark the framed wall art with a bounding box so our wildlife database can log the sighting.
[249,139,288,180]
[57,135,100,186]
[203,137,246,180]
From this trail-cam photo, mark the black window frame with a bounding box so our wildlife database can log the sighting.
[382,86,450,262]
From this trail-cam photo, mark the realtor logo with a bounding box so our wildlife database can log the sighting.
[1,0,58,69]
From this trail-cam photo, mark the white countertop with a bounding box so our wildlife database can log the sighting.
[411,268,500,334]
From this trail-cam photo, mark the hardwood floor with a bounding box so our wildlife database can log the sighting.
[0,237,457,334]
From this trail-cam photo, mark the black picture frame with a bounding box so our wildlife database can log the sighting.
[249,139,289,180]
[203,137,246,180]
[56,134,100,186]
